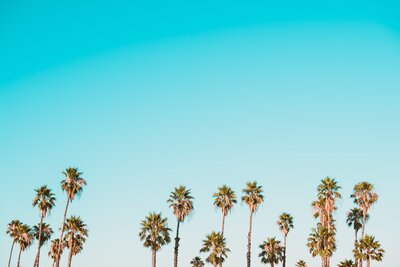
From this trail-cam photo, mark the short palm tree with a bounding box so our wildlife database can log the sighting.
[353,235,384,267]
[48,239,63,267]
[213,185,237,234]
[307,223,336,267]
[346,208,368,243]
[277,213,294,267]
[338,259,356,267]
[56,167,86,267]
[63,216,88,267]
[295,260,307,267]
[33,222,53,248]
[168,185,194,267]
[139,212,171,267]
[6,220,23,267]
[351,182,378,238]
[242,181,264,267]
[16,223,34,267]
[259,237,283,267]
[200,231,230,267]
[32,185,56,267]
[191,256,205,267]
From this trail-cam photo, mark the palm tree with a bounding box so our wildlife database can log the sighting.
[242,181,264,267]
[6,220,23,267]
[139,212,171,267]
[307,223,336,267]
[258,237,283,267]
[317,177,341,231]
[56,167,86,267]
[277,213,294,267]
[353,235,384,267]
[48,239,63,267]
[167,185,194,267]
[213,185,237,234]
[32,185,56,267]
[295,260,307,267]
[16,223,34,267]
[200,231,230,267]
[338,259,356,267]
[63,216,88,267]
[346,208,369,243]
[33,222,53,249]
[191,256,205,267]
[351,182,378,238]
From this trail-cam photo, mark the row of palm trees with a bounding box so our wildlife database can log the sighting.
[139,178,385,267]
[6,168,88,267]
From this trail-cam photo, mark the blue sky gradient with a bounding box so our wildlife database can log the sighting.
[1,1,399,266]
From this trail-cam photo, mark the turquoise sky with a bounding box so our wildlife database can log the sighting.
[1,1,399,266]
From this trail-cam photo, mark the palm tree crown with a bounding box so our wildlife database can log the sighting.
[295,260,307,267]
[48,239,64,264]
[338,259,356,267]
[33,223,53,247]
[353,235,384,265]
[61,168,87,201]
[190,256,205,267]
[200,231,230,267]
[259,237,284,266]
[214,185,237,217]
[307,223,336,260]
[346,208,369,241]
[139,212,171,252]
[33,185,56,216]
[277,213,294,237]
[242,181,264,212]
[167,185,194,222]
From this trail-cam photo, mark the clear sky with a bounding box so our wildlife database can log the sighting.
[1,1,399,266]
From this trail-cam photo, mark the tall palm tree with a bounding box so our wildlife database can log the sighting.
[139,212,171,267]
[307,223,336,267]
[48,239,63,267]
[353,235,384,267]
[317,177,341,231]
[351,182,378,238]
[167,185,194,267]
[295,260,307,267]
[200,231,230,267]
[242,181,264,267]
[6,220,23,267]
[258,237,284,267]
[63,216,88,267]
[16,224,34,267]
[277,213,294,267]
[191,256,205,267]
[213,185,237,234]
[32,185,56,267]
[56,167,86,267]
[338,259,356,267]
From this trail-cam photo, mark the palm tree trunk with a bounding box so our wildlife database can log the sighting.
[56,199,70,267]
[8,240,15,267]
[271,262,274,267]
[17,247,22,267]
[174,219,180,267]
[247,211,253,267]
[34,214,44,267]
[366,258,370,267]
[361,212,366,238]
[152,250,157,267]
[283,234,287,267]
[221,213,226,235]
[67,245,73,267]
